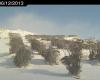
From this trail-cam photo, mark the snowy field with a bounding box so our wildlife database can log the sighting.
[0,30,100,80]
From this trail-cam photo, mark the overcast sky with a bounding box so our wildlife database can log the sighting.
[0,5,100,39]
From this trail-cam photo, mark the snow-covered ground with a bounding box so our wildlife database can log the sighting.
[0,29,100,80]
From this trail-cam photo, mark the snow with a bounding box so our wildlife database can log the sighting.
[1,53,100,80]
[81,49,90,60]
[39,39,51,49]
[8,29,35,36]
[0,29,100,80]
[0,38,9,57]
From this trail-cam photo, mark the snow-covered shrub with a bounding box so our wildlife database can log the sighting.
[61,40,82,77]
[27,38,46,54]
[9,33,24,54]
[14,45,32,67]
[89,49,96,60]
[84,39,97,60]
[95,41,100,61]
[25,34,34,41]
[51,38,66,49]
[41,47,60,65]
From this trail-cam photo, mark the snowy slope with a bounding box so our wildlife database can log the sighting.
[0,28,100,80]
[0,38,9,56]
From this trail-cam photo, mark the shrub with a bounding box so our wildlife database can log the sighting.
[25,34,34,41]
[89,49,96,60]
[14,45,32,67]
[27,38,46,54]
[95,41,100,61]
[41,47,60,65]
[86,40,97,60]
[51,38,66,49]
[61,41,82,77]
[9,33,24,54]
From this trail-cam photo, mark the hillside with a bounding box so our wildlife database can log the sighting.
[0,28,100,80]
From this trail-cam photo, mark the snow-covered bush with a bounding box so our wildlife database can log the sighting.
[61,40,82,77]
[41,47,60,65]
[9,33,24,54]
[83,39,97,60]
[25,34,34,41]
[14,45,32,67]
[51,38,66,49]
[95,41,100,61]
[27,38,46,54]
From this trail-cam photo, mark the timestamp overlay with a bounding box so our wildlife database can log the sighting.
[0,1,26,6]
